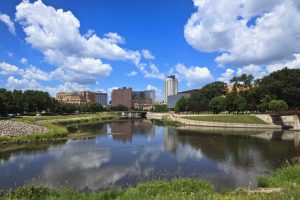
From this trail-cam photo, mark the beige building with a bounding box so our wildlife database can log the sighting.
[56,91,107,105]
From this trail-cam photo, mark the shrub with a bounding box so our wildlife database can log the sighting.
[268,100,288,111]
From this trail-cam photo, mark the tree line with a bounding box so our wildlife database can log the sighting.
[175,68,299,114]
[0,89,108,117]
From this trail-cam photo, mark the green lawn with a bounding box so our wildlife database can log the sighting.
[184,115,267,124]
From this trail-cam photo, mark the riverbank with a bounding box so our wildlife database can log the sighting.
[0,113,119,145]
[2,158,300,200]
[184,115,266,124]
[147,113,282,130]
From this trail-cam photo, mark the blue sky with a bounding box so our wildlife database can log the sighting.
[0,0,300,99]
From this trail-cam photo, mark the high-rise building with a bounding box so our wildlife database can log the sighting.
[95,93,107,106]
[112,87,133,108]
[164,75,178,103]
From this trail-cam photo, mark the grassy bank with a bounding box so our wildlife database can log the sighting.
[159,115,183,127]
[2,160,300,200]
[184,115,267,124]
[0,113,119,145]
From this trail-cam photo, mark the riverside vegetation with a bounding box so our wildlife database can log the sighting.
[0,113,119,145]
[173,68,299,114]
[1,158,300,200]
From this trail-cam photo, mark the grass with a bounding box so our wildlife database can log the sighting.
[0,113,119,145]
[184,115,267,124]
[2,160,300,200]
[159,116,183,127]
[257,157,300,188]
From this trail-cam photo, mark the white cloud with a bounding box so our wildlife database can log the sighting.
[175,63,213,87]
[137,63,165,80]
[6,76,39,90]
[104,32,125,44]
[266,53,300,73]
[83,29,95,38]
[126,71,137,77]
[0,62,23,75]
[20,57,28,64]
[0,13,16,35]
[15,0,140,81]
[142,49,155,60]
[217,69,235,83]
[23,65,51,81]
[185,0,300,66]
[237,64,268,78]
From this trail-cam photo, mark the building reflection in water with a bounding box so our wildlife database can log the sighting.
[110,120,155,143]
[164,127,178,153]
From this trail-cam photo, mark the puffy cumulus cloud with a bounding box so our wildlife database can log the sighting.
[0,61,51,81]
[6,76,39,90]
[0,62,23,75]
[23,65,51,81]
[0,13,16,35]
[15,0,140,80]
[175,63,213,87]
[217,69,235,83]
[142,49,155,60]
[266,53,300,73]
[185,0,300,66]
[237,64,268,78]
[126,70,137,77]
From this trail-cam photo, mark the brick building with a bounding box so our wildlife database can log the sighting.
[111,87,133,108]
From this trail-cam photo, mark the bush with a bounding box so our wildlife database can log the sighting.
[153,104,168,113]
[109,105,129,111]
[268,100,288,111]
[258,102,269,112]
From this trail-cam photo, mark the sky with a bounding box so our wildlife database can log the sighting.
[0,0,300,100]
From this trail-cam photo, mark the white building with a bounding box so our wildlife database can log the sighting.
[95,92,108,106]
[164,75,178,103]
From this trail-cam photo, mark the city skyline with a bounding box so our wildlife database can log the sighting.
[1,0,300,100]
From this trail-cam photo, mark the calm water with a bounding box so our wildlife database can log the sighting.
[0,120,300,191]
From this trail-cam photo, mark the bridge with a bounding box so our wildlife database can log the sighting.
[112,111,147,119]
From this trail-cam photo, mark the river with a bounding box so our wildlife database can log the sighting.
[0,119,299,191]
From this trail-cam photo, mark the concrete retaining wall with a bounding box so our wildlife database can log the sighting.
[146,112,169,120]
[170,115,282,129]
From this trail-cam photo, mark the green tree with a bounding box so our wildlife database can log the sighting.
[225,92,246,113]
[209,96,226,114]
[153,105,168,113]
[268,100,288,111]
[0,93,7,117]
[257,68,300,108]
[109,105,128,111]
[230,74,254,91]
[186,81,227,113]
[175,97,187,113]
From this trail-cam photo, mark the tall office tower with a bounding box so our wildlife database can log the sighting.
[164,75,178,103]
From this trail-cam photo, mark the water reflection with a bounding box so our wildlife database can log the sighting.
[0,120,299,191]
